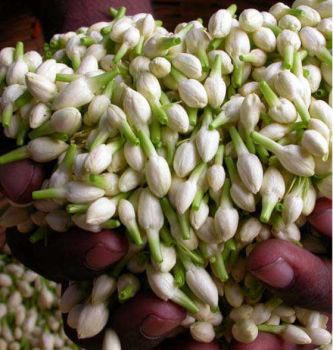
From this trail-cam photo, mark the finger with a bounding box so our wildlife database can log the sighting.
[248,239,332,312]
[6,227,128,282]
[156,337,221,350]
[0,160,45,204]
[308,198,332,238]
[62,293,186,350]
[231,332,315,350]
[110,293,186,350]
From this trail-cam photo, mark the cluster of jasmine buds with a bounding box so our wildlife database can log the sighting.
[0,0,331,346]
[0,249,80,350]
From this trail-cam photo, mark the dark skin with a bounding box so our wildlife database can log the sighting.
[1,1,332,348]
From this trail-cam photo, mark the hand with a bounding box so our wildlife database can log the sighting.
[2,157,331,350]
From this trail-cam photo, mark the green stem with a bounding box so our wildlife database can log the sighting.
[103,80,114,99]
[55,74,79,82]
[16,120,29,146]
[259,81,280,108]
[67,203,89,214]
[161,198,178,226]
[150,119,162,148]
[244,134,256,154]
[150,99,168,125]
[293,97,310,124]
[229,127,249,156]
[209,38,223,50]
[118,285,136,303]
[29,122,53,139]
[137,129,157,157]
[265,297,283,311]
[222,239,236,262]
[260,197,278,223]
[267,24,282,36]
[170,67,186,84]
[14,91,33,109]
[88,174,108,189]
[283,45,294,70]
[89,130,109,150]
[188,108,198,127]
[0,146,29,165]
[211,54,222,77]
[126,224,143,246]
[102,219,121,229]
[29,226,47,244]
[32,187,66,200]
[316,47,332,66]
[15,42,24,60]
[214,144,224,165]
[159,37,181,51]
[88,68,120,92]
[228,3,237,15]
[211,252,229,282]
[288,8,305,16]
[220,178,232,206]
[189,162,207,183]
[134,36,145,56]
[240,53,260,64]
[160,226,175,247]
[80,37,95,47]
[176,23,194,39]
[191,188,205,211]
[257,144,270,164]
[120,121,139,145]
[224,157,238,183]
[177,212,191,240]
[173,262,185,287]
[146,229,163,264]
[101,24,113,36]
[251,131,283,154]
[258,324,284,334]
[292,51,303,77]
[232,62,243,88]
[198,48,209,70]
[1,104,13,127]
[172,289,199,314]
[209,111,227,130]
[62,144,77,170]
[113,43,130,64]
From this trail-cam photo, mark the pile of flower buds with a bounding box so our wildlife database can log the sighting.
[0,246,80,350]
[0,0,332,347]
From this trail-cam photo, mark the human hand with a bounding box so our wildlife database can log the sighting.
[1,152,331,350]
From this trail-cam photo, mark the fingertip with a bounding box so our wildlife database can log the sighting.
[308,198,332,237]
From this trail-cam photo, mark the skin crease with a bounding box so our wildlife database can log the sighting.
[0,1,331,348]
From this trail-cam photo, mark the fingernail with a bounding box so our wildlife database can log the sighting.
[250,257,295,289]
[141,314,181,339]
[85,244,120,270]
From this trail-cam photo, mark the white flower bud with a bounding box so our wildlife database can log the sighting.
[225,280,244,307]
[6,59,28,85]
[304,64,322,93]
[296,5,321,26]
[129,56,151,78]
[84,95,110,127]
[306,328,332,346]
[260,167,285,223]
[86,197,118,225]
[261,11,277,26]
[45,210,71,232]
[253,27,277,53]
[238,218,263,244]
[252,303,272,325]
[172,53,202,79]
[173,140,199,177]
[239,9,263,32]
[178,79,208,109]
[166,103,189,133]
[110,17,133,43]
[279,15,302,32]
[269,2,290,20]
[77,303,109,339]
[149,57,171,78]
[38,287,54,309]
[185,262,219,308]
[225,28,251,59]
[207,165,225,193]
[35,58,57,81]
[152,244,176,272]
[60,283,85,313]
[230,305,254,321]
[205,73,226,109]
[208,8,234,38]
[119,168,142,192]
[85,44,107,60]
[123,87,152,126]
[0,274,12,287]
[29,103,51,129]
[196,217,219,243]
[259,123,290,140]
[316,174,332,199]
[282,325,312,345]
[190,322,215,343]
[123,142,145,172]
[321,62,331,86]
[301,129,329,157]
[25,72,57,103]
[0,47,14,67]
[252,132,315,176]
[103,329,121,350]
[195,125,220,162]
[300,27,327,56]
[317,18,333,39]
[309,100,332,129]
[190,199,209,230]
[240,93,264,134]
[208,50,234,75]
[232,319,258,343]
[85,144,113,175]
[66,181,105,203]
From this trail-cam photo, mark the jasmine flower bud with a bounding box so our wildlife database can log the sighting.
[239,9,263,32]
[253,27,277,53]
[278,15,302,32]
[208,5,236,39]
[301,129,329,158]
[190,322,216,343]
[149,57,171,78]
[29,103,51,129]
[173,140,199,177]
[232,319,258,343]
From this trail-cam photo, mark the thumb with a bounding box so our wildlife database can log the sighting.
[247,239,332,312]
